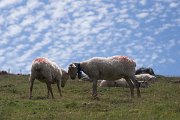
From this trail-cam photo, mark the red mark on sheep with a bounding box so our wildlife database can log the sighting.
[34,58,48,63]
[112,56,134,63]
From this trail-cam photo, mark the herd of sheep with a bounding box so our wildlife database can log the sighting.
[29,56,157,99]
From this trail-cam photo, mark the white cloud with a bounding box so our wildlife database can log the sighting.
[165,39,176,50]
[0,0,21,9]
[20,15,35,27]
[5,24,22,37]
[133,45,144,51]
[169,2,178,8]
[35,19,51,33]
[154,24,175,35]
[0,39,9,45]
[17,38,52,62]
[28,33,39,42]
[139,0,147,6]
[151,53,158,61]
[0,15,5,25]
[136,12,149,19]
[126,48,132,54]
[26,0,43,9]
[134,32,143,37]
[119,8,128,14]
[7,6,29,23]
[126,19,139,29]
[159,58,166,64]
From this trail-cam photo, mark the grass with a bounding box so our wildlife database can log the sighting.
[0,75,180,120]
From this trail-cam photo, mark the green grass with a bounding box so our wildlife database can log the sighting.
[0,75,180,120]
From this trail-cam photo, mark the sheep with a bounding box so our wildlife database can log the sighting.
[135,74,156,83]
[99,79,149,88]
[99,74,156,88]
[135,67,155,75]
[99,80,117,87]
[29,57,69,99]
[68,56,141,99]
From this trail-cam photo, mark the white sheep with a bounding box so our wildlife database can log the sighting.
[99,78,149,88]
[68,56,141,98]
[29,57,69,99]
[135,74,156,83]
[99,80,117,87]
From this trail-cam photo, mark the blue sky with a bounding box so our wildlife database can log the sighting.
[0,0,180,76]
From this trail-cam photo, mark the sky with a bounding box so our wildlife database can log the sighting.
[0,0,180,76]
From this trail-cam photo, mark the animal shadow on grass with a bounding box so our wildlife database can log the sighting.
[29,96,49,100]
[20,95,49,100]
[1,84,15,88]
[36,96,49,100]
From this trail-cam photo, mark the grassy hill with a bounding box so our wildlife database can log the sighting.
[0,74,180,120]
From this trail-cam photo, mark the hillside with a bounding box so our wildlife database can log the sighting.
[0,75,180,120]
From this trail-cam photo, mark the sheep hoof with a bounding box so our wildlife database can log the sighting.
[29,96,32,99]
[92,96,99,100]
[93,97,100,101]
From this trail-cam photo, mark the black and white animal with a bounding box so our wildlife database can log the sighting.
[68,56,141,99]
[135,67,155,75]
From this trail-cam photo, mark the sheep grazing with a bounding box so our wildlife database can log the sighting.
[68,56,141,98]
[61,69,69,87]
[135,74,156,83]
[135,67,155,75]
[99,79,149,88]
[29,57,69,99]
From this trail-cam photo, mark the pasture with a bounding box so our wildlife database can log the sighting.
[0,75,180,120]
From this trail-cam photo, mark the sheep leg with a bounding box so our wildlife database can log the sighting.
[29,76,35,99]
[57,81,62,97]
[46,82,54,99]
[92,80,98,98]
[47,89,50,98]
[125,78,135,98]
[131,76,141,97]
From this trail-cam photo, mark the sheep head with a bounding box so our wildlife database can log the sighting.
[61,72,69,87]
[68,63,78,80]
[68,63,82,80]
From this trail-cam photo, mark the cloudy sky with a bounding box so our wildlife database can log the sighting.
[0,0,179,76]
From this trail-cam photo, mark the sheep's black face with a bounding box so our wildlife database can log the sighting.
[68,64,78,80]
